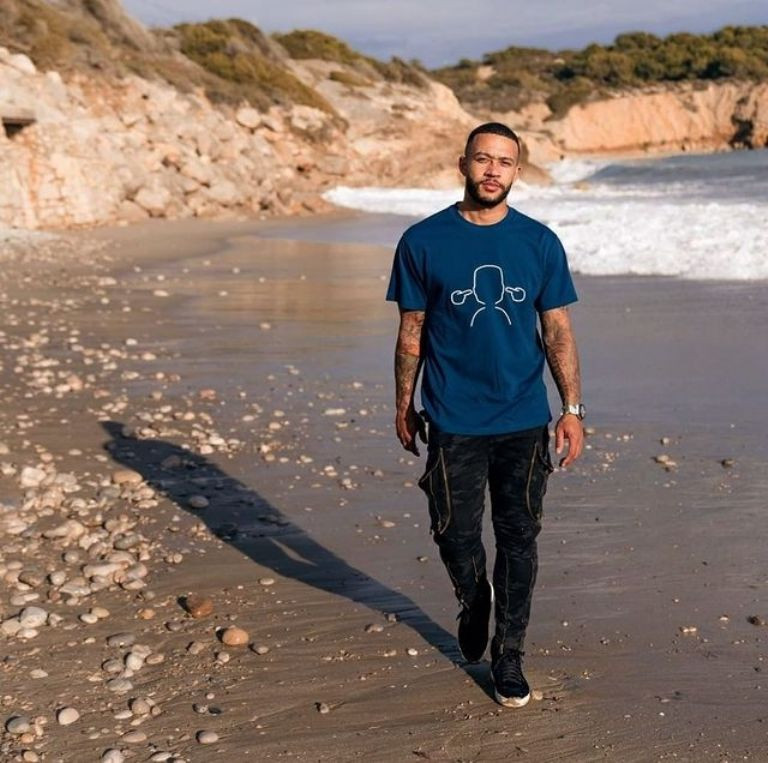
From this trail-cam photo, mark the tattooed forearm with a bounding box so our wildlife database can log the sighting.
[540,307,581,405]
[395,310,425,414]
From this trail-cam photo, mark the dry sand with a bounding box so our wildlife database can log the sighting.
[1,214,767,762]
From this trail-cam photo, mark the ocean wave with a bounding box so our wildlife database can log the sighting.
[323,185,768,281]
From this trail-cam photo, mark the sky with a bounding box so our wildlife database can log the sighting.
[121,0,768,67]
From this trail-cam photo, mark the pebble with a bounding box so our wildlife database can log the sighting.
[18,606,48,628]
[364,623,384,633]
[101,751,125,763]
[107,632,136,648]
[187,641,206,655]
[220,626,249,646]
[130,698,151,716]
[258,577,275,586]
[188,495,209,509]
[251,644,270,655]
[197,730,219,744]
[5,715,31,734]
[112,469,143,485]
[107,677,133,693]
[316,702,331,714]
[747,615,766,626]
[57,707,80,725]
[184,594,214,618]
[122,729,147,743]
[532,689,544,701]
[406,647,419,656]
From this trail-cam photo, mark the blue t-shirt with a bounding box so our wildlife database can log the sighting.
[386,204,577,435]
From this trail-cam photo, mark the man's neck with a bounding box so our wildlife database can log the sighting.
[457,199,509,226]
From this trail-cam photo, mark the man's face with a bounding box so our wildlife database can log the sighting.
[459,133,521,208]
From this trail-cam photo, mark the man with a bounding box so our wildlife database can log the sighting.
[386,122,584,708]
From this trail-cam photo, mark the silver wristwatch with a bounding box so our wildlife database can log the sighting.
[561,403,586,420]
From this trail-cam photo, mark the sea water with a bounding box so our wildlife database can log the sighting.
[324,149,768,281]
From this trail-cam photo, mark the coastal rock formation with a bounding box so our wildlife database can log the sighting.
[515,81,768,163]
[0,44,477,229]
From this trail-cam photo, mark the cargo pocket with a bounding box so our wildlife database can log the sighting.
[525,436,555,523]
[418,446,452,535]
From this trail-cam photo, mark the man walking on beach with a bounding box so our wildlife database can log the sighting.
[386,122,584,708]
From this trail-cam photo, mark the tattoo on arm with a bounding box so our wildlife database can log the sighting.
[395,310,425,415]
[540,307,582,405]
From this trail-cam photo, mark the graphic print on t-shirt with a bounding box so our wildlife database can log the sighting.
[450,264,526,327]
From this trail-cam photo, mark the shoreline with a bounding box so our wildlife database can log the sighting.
[1,217,767,760]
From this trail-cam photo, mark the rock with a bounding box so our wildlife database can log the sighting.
[316,702,330,714]
[406,647,419,656]
[207,180,239,206]
[122,730,147,743]
[130,698,151,716]
[220,626,249,646]
[107,678,133,693]
[197,730,219,744]
[20,466,47,488]
[747,615,765,626]
[1,619,22,637]
[188,495,209,510]
[258,577,275,587]
[184,594,214,618]
[364,623,384,633]
[57,707,80,725]
[8,52,37,75]
[112,469,143,485]
[107,632,136,648]
[5,715,31,734]
[251,644,270,655]
[100,751,125,763]
[134,185,172,217]
[235,107,261,129]
[18,606,48,628]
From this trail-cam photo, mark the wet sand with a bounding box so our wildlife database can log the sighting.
[1,214,768,761]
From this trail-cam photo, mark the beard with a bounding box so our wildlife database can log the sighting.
[465,177,512,208]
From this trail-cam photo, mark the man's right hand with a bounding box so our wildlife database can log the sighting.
[396,406,427,456]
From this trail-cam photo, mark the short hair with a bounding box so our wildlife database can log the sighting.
[464,122,521,159]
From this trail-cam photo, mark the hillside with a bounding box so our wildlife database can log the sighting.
[433,26,768,118]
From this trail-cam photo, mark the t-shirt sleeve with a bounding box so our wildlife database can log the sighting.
[535,231,578,312]
[385,235,427,310]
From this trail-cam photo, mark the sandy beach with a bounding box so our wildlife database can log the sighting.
[1,214,768,762]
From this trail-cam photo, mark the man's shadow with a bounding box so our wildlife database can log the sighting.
[101,421,489,690]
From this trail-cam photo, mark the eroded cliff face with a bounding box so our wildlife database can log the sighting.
[0,47,481,230]
[515,81,768,164]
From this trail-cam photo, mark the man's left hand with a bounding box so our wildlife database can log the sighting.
[555,414,584,468]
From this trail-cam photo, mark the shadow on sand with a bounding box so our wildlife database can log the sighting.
[100,421,490,692]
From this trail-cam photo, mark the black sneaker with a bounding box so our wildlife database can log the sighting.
[457,577,492,663]
[491,649,531,708]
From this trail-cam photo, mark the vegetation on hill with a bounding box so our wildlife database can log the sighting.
[274,29,429,88]
[433,25,768,117]
[173,20,334,113]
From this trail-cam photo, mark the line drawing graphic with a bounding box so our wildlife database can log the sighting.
[450,265,526,327]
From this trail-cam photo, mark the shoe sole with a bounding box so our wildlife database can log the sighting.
[458,582,495,664]
[493,687,531,708]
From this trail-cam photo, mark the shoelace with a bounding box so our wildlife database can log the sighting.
[496,650,525,683]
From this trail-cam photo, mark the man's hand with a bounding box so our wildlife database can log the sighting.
[555,414,584,468]
[396,405,427,456]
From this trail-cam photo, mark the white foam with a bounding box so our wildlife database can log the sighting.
[323,185,768,281]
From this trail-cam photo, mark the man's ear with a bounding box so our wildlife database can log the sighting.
[458,155,467,178]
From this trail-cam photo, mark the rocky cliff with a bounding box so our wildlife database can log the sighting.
[514,81,768,164]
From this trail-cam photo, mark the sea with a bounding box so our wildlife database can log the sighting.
[323,149,768,281]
